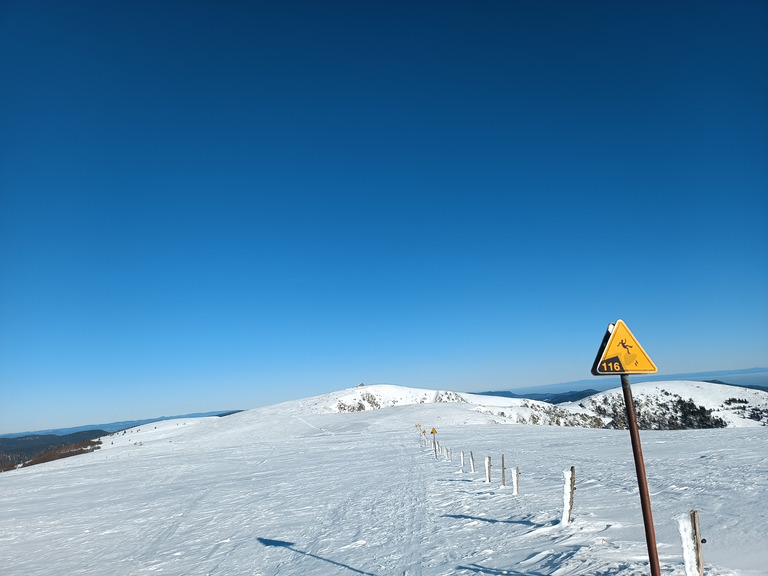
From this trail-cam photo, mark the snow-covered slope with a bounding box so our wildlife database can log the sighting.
[563,381,768,429]
[259,384,603,427]
[1,383,767,575]
[270,382,768,429]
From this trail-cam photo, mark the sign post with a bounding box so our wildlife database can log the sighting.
[592,320,660,576]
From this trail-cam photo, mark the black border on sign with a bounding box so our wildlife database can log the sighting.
[591,322,614,376]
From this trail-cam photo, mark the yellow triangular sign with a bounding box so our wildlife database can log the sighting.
[591,319,657,375]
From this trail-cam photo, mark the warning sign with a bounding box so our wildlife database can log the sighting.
[430,428,437,434]
[591,319,657,375]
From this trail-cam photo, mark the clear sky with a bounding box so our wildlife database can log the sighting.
[1,1,767,434]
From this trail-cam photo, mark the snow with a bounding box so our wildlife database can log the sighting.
[678,514,698,576]
[1,382,767,575]
[560,381,768,428]
[561,468,573,526]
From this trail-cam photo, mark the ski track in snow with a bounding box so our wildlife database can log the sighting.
[1,386,767,575]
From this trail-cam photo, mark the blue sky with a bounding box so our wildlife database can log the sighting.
[1,1,766,433]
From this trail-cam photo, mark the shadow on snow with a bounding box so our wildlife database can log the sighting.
[442,513,552,528]
[257,537,377,576]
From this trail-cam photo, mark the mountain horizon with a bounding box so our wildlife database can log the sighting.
[3,368,766,438]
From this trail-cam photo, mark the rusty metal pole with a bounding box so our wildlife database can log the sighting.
[621,374,661,576]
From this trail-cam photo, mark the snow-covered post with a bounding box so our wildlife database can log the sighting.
[501,454,506,487]
[690,510,704,576]
[679,510,705,576]
[470,451,476,473]
[512,466,520,496]
[460,451,465,470]
[484,456,492,483]
[561,466,575,524]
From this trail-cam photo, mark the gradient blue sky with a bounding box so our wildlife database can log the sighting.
[1,1,767,433]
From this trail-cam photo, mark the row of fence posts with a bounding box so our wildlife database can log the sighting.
[418,425,705,576]
[422,429,569,520]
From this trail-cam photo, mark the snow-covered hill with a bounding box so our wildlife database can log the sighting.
[271,381,768,429]
[1,383,767,575]
[562,381,768,429]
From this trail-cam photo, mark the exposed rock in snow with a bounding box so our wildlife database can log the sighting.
[563,381,768,429]
[289,382,768,429]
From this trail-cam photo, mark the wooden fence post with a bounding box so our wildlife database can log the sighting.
[485,456,492,483]
[501,454,506,487]
[690,510,704,576]
[470,451,476,473]
[460,451,465,470]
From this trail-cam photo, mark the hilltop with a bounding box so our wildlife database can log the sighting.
[268,381,768,429]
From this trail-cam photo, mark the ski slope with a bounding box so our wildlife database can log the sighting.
[1,383,767,575]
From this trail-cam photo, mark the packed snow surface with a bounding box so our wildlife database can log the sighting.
[1,383,767,575]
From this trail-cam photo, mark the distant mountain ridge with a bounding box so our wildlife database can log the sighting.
[473,389,601,404]
[0,430,108,458]
[492,368,768,397]
[0,410,244,472]
[703,378,768,392]
[0,430,110,472]
[0,410,242,439]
